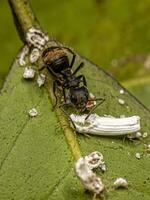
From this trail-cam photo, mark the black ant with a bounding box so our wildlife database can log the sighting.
[40,46,104,120]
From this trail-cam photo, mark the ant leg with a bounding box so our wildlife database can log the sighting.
[85,98,105,120]
[52,80,58,110]
[59,103,77,130]
[52,79,64,110]
[61,46,75,56]
[77,74,87,87]
[60,47,85,75]
[70,53,76,68]
[73,62,84,75]
[62,87,67,103]
[60,46,76,69]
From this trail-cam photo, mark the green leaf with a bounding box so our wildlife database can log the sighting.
[0,46,150,200]
[122,75,150,109]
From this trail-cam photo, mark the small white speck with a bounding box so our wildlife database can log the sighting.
[28,108,38,117]
[135,152,141,159]
[37,74,46,87]
[118,98,125,105]
[127,132,142,139]
[119,89,125,94]
[147,144,150,149]
[136,132,142,138]
[143,132,148,138]
[144,144,150,152]
[89,92,95,99]
[23,67,35,79]
[114,178,128,188]
[29,48,40,63]
[126,106,130,110]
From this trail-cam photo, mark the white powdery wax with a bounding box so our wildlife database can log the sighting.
[70,114,141,136]
[23,67,35,79]
[19,45,29,66]
[75,155,105,195]
[26,27,49,50]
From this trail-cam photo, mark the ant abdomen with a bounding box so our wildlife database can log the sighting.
[42,47,70,74]
[48,55,69,74]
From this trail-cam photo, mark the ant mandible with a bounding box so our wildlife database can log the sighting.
[40,46,104,120]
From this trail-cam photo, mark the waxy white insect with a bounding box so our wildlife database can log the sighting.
[26,27,49,50]
[28,108,38,117]
[118,98,125,105]
[119,89,125,94]
[114,178,128,188]
[143,132,148,138]
[37,74,46,87]
[135,152,141,159]
[70,114,141,136]
[19,45,29,66]
[29,48,40,63]
[23,67,35,79]
[75,152,105,197]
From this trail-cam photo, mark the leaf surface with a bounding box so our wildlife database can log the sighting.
[0,46,150,200]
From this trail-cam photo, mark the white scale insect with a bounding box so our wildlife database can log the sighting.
[70,114,141,136]
[75,151,105,198]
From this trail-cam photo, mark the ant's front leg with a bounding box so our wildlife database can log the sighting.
[59,103,77,130]
[76,75,87,87]
[62,87,67,103]
[70,52,76,68]
[52,80,58,110]
[52,79,63,110]
[73,62,84,75]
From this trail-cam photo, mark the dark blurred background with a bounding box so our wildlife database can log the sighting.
[0,0,150,108]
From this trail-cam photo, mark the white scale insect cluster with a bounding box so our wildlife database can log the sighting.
[26,27,49,50]
[75,151,105,197]
[19,27,49,85]
[70,114,141,136]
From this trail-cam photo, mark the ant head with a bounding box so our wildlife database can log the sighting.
[70,86,89,112]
